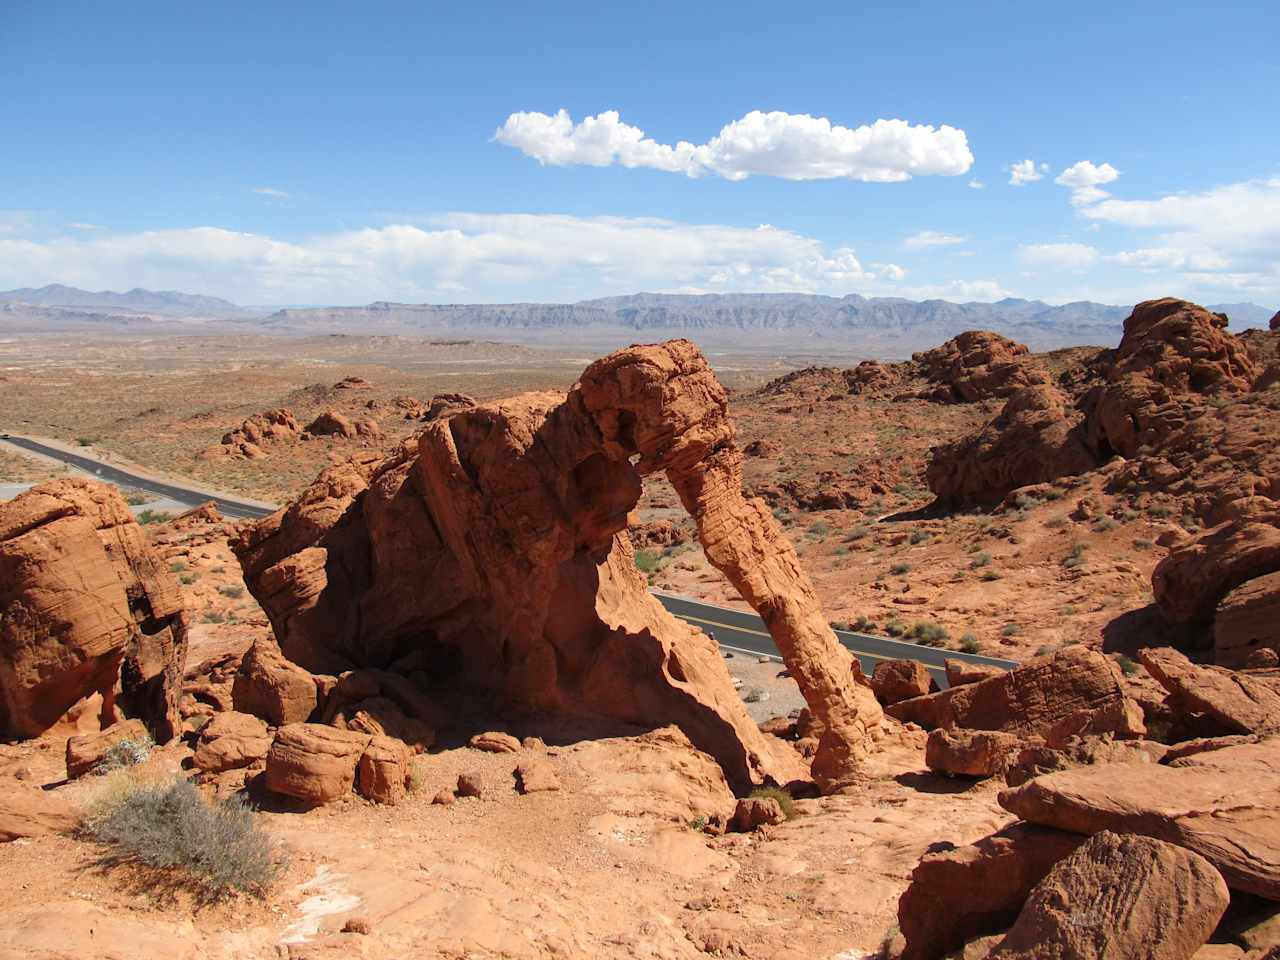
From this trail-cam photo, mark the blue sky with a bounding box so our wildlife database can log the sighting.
[2,1,1277,307]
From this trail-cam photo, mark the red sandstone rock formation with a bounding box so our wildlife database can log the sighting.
[234,340,880,792]
[305,409,358,438]
[211,408,301,459]
[913,330,1049,403]
[987,831,1228,960]
[0,479,188,741]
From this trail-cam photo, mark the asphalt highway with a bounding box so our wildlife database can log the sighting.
[3,432,1017,687]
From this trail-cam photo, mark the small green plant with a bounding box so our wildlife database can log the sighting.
[889,562,911,576]
[634,549,661,573]
[846,524,872,541]
[885,621,906,637]
[1013,493,1043,510]
[96,735,154,774]
[1044,517,1068,529]
[908,622,948,647]
[168,561,187,573]
[1001,623,1021,637]
[1132,538,1154,551]
[851,615,871,631]
[958,633,981,654]
[747,785,798,820]
[980,570,1001,582]
[1093,517,1116,532]
[809,520,831,537]
[76,437,94,447]
[124,491,150,506]
[218,585,244,599]
[180,573,197,585]
[970,552,991,568]
[136,510,173,525]
[1114,654,1139,676]
[909,529,931,545]
[689,814,708,832]
[1034,644,1055,657]
[81,778,283,901]
[201,611,226,624]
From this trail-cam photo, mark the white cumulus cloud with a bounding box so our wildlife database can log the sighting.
[1008,159,1048,186]
[0,214,929,304]
[1055,161,1120,206]
[494,108,974,183]
[1018,242,1100,272]
[903,230,967,250]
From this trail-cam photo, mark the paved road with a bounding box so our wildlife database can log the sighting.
[654,593,1015,688]
[0,434,276,520]
[4,432,1016,687]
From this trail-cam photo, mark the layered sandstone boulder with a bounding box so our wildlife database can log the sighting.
[213,408,301,459]
[925,728,1024,778]
[65,718,150,778]
[231,639,318,726]
[927,384,1098,504]
[0,479,188,741]
[354,733,411,804]
[870,659,934,706]
[988,831,1228,960]
[423,392,477,421]
[264,723,370,804]
[192,711,272,773]
[0,781,79,842]
[886,646,1140,743]
[1138,647,1280,736]
[914,331,1049,403]
[1153,513,1280,623]
[898,823,1085,960]
[1215,571,1280,667]
[234,340,876,792]
[998,740,1280,898]
[305,410,358,439]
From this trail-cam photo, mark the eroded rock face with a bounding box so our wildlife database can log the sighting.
[870,659,935,707]
[988,831,1228,960]
[234,341,874,792]
[305,410,358,439]
[914,331,1049,403]
[0,479,188,741]
[212,409,301,459]
[1153,513,1280,624]
[887,647,1137,742]
[1138,647,1280,736]
[231,639,318,726]
[1215,571,1280,667]
[192,711,271,773]
[998,740,1280,898]
[265,723,370,804]
[898,823,1085,960]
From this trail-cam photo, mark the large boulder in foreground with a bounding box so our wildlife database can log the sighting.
[898,823,1084,960]
[265,722,370,804]
[0,479,188,741]
[1139,647,1280,736]
[233,341,878,792]
[988,831,1228,960]
[998,740,1280,898]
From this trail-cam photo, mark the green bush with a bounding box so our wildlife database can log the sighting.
[958,633,981,654]
[218,585,245,599]
[908,622,948,646]
[889,562,911,576]
[136,510,173,525]
[970,552,991,568]
[1114,654,1139,676]
[1001,623,1022,637]
[634,549,661,573]
[747,785,798,820]
[82,779,283,901]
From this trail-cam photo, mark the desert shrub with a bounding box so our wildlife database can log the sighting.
[809,520,830,537]
[748,785,798,820]
[1034,644,1055,657]
[980,570,1001,582]
[136,510,173,525]
[76,437,94,447]
[1044,517,1068,529]
[885,621,906,637]
[180,573,197,585]
[96,735,154,774]
[909,622,948,647]
[832,546,850,556]
[851,615,871,631]
[958,633,981,654]
[846,524,872,541]
[168,561,187,573]
[82,779,283,900]
[201,611,226,624]
[1001,623,1021,637]
[1114,654,1139,676]
[1093,517,1116,532]
[634,549,660,573]
[909,529,931,545]
[218,585,244,599]
[970,552,991,568]
[1013,493,1043,510]
[124,491,150,506]
[889,562,911,576]
[1132,538,1153,551]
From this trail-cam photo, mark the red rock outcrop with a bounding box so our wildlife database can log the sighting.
[886,646,1139,742]
[1138,647,1280,735]
[1215,571,1280,667]
[65,718,150,778]
[305,410,358,439]
[0,781,79,841]
[211,408,301,459]
[870,659,935,707]
[927,384,1098,504]
[231,639,318,726]
[898,823,1085,960]
[193,711,272,773]
[423,393,477,421]
[0,479,188,741]
[265,722,370,804]
[925,728,1024,778]
[913,331,1049,403]
[988,831,1228,960]
[234,340,878,792]
[998,739,1280,898]
[1152,512,1280,623]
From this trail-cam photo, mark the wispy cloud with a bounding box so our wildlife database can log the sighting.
[67,222,103,230]
[252,187,290,199]
[968,179,985,189]
[903,230,968,250]
[495,108,974,183]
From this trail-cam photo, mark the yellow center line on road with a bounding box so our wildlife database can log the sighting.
[673,611,910,666]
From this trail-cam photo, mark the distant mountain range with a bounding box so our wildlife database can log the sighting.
[2,284,1273,355]
[0,283,246,316]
